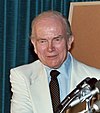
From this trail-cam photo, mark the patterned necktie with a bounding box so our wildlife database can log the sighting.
[49,70,60,113]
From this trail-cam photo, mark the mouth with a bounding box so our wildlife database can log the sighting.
[47,55,58,59]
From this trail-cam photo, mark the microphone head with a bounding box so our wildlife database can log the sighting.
[95,80,100,92]
[86,78,97,89]
[77,77,91,89]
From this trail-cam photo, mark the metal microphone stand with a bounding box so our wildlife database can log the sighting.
[79,96,93,113]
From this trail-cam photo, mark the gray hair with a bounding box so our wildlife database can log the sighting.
[31,10,72,39]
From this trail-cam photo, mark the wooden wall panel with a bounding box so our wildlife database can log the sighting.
[69,1,100,69]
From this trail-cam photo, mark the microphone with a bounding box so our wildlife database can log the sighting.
[69,79,100,108]
[92,100,100,112]
[56,78,99,113]
[56,77,91,113]
[69,86,99,108]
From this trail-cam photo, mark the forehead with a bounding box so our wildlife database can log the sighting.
[37,17,63,28]
[33,12,63,25]
[34,17,66,36]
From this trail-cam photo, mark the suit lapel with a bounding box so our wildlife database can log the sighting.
[69,57,84,92]
[29,63,53,113]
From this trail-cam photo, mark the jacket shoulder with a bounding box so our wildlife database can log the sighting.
[74,58,100,72]
[10,60,43,78]
[72,57,100,79]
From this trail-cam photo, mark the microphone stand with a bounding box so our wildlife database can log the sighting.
[85,96,92,113]
[79,96,93,113]
[56,78,99,113]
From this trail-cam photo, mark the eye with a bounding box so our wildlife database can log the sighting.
[54,36,63,42]
[55,37,61,41]
[38,39,47,44]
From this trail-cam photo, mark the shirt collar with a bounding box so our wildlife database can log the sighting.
[44,52,72,78]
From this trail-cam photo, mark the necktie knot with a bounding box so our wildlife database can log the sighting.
[50,70,60,79]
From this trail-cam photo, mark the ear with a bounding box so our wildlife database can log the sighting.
[67,36,74,50]
[31,39,37,54]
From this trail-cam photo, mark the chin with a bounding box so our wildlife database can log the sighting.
[47,64,61,69]
[43,60,62,68]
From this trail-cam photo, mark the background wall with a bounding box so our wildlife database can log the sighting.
[0,0,98,113]
[69,1,100,69]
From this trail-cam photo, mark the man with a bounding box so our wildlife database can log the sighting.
[10,11,100,113]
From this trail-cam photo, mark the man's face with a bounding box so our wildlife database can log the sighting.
[31,17,73,68]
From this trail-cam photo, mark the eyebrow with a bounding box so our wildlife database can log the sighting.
[36,35,63,40]
[36,38,47,41]
[53,35,63,39]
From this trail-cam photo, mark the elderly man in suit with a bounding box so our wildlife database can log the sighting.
[10,11,100,113]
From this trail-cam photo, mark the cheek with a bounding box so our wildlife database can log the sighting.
[58,43,68,59]
[58,42,68,52]
[35,45,46,55]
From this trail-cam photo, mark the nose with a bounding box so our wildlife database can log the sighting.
[47,41,55,52]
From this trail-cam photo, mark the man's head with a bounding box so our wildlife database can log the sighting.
[31,11,74,69]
